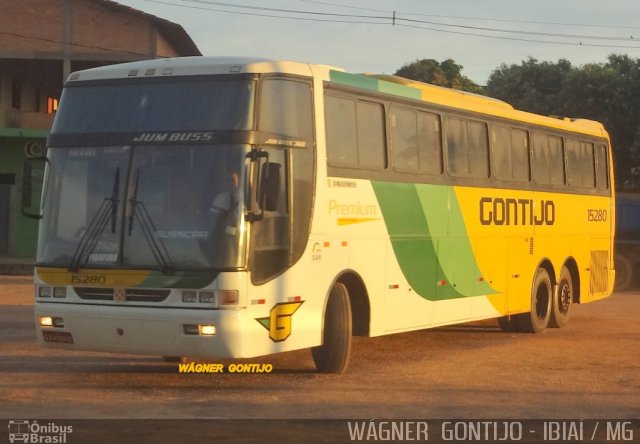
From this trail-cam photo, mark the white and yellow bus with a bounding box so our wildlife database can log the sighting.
[25,57,614,373]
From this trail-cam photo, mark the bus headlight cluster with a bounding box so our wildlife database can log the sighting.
[181,290,239,308]
[183,324,216,336]
[38,286,67,298]
[38,316,65,328]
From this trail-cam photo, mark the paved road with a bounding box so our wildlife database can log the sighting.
[1,276,638,441]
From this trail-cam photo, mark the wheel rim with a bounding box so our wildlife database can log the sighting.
[558,281,571,314]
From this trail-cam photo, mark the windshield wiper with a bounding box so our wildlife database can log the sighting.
[110,167,120,233]
[68,167,120,271]
[127,168,174,274]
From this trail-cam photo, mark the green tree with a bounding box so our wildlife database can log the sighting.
[395,58,484,94]
[485,57,574,115]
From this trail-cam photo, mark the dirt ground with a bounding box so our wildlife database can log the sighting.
[1,275,638,442]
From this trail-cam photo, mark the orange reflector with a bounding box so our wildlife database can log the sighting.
[437,280,447,286]
[388,284,399,289]
[289,296,302,302]
[323,242,330,247]
[341,241,348,247]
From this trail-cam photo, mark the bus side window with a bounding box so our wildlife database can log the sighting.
[417,111,442,174]
[467,121,489,178]
[595,144,610,190]
[446,116,488,178]
[533,133,565,185]
[567,139,595,189]
[391,106,419,171]
[511,129,530,181]
[325,94,386,170]
[491,125,530,182]
[491,124,511,180]
[356,101,386,169]
[259,79,313,142]
[325,95,358,166]
[445,116,467,176]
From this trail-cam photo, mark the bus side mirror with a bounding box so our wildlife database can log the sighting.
[260,162,281,212]
[21,157,48,219]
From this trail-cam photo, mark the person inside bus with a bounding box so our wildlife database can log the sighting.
[209,169,240,229]
[201,167,242,265]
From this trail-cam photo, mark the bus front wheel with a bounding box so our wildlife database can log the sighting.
[517,268,552,333]
[311,282,352,374]
[549,266,572,328]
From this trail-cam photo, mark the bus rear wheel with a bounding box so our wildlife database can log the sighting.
[311,282,352,374]
[517,268,552,333]
[614,253,633,291]
[549,266,572,328]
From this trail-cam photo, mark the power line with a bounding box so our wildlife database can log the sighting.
[140,0,640,49]
[398,16,637,42]
[143,0,389,24]
[176,0,638,42]
[294,0,640,31]
[401,12,640,31]
[296,0,388,14]
[178,0,388,20]
[396,23,640,50]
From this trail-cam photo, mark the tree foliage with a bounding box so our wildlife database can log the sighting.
[395,58,484,94]
[486,55,640,189]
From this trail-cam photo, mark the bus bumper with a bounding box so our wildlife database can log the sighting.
[34,302,259,359]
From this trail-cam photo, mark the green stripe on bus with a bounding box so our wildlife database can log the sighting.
[329,71,422,100]
[372,181,495,300]
[329,71,380,91]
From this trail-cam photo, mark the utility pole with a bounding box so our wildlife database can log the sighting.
[62,0,73,85]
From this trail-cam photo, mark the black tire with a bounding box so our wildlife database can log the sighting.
[311,282,352,374]
[549,266,572,328]
[517,268,552,333]
[497,315,520,332]
[614,253,633,291]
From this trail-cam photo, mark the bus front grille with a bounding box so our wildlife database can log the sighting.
[75,287,171,302]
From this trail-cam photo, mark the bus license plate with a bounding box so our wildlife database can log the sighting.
[42,331,74,344]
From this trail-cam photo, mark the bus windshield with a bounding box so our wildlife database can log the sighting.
[52,77,255,134]
[38,144,250,271]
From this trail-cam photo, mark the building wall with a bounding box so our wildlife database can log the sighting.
[0,0,186,60]
[0,0,65,55]
[72,1,182,59]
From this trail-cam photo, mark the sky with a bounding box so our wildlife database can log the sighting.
[114,0,640,85]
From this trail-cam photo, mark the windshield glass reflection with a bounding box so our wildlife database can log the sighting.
[38,145,249,271]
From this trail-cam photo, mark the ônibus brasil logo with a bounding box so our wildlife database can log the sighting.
[8,420,73,443]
